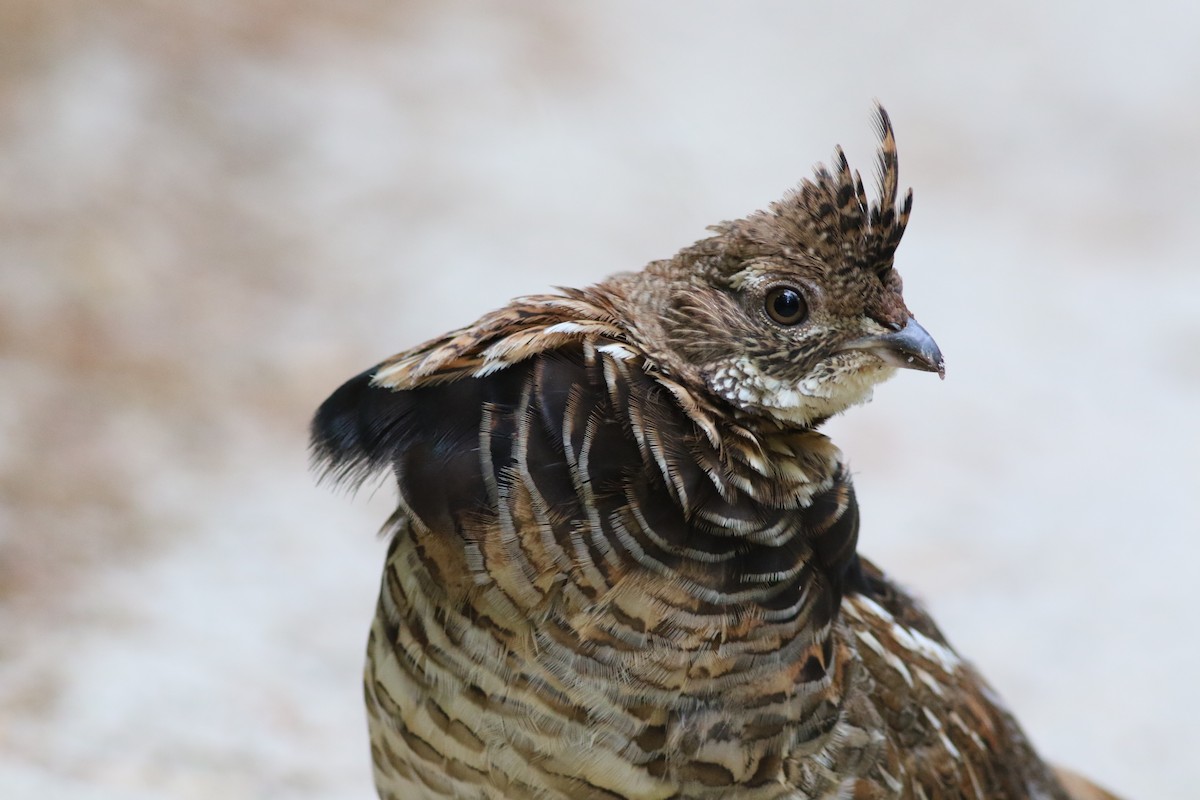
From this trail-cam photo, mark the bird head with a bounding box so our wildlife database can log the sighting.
[617,107,943,428]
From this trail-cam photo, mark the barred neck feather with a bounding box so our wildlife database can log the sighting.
[313,284,865,627]
[317,287,846,513]
[314,289,876,794]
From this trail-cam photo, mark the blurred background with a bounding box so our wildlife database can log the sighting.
[1,2,1196,798]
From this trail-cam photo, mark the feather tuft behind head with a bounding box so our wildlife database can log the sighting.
[707,103,912,282]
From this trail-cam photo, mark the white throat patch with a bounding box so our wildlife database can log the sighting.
[709,355,894,425]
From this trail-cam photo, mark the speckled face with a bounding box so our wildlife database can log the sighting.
[636,110,932,427]
[665,256,909,426]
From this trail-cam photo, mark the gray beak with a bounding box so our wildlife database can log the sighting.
[841,317,945,379]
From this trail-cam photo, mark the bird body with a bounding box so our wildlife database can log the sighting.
[313,108,1117,799]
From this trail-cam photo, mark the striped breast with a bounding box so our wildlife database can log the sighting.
[313,294,888,798]
[312,294,1076,800]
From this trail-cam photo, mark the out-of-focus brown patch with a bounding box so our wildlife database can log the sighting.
[0,0,413,609]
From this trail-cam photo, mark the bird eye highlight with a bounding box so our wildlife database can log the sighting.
[765,286,808,326]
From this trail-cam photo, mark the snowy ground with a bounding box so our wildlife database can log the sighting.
[2,2,1197,798]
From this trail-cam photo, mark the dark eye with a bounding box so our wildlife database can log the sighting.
[765,286,808,326]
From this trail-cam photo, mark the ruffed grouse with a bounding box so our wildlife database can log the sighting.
[312,107,1118,800]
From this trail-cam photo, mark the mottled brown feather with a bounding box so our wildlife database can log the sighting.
[312,105,1116,800]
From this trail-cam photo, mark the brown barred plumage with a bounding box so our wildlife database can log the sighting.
[312,106,1118,800]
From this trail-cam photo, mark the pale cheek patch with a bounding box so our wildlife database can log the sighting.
[709,357,762,407]
[709,355,895,425]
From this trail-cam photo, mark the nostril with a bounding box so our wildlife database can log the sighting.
[872,317,903,332]
[866,312,905,333]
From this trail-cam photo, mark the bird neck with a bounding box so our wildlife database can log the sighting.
[561,337,863,633]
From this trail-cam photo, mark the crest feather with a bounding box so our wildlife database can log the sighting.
[717,103,912,278]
